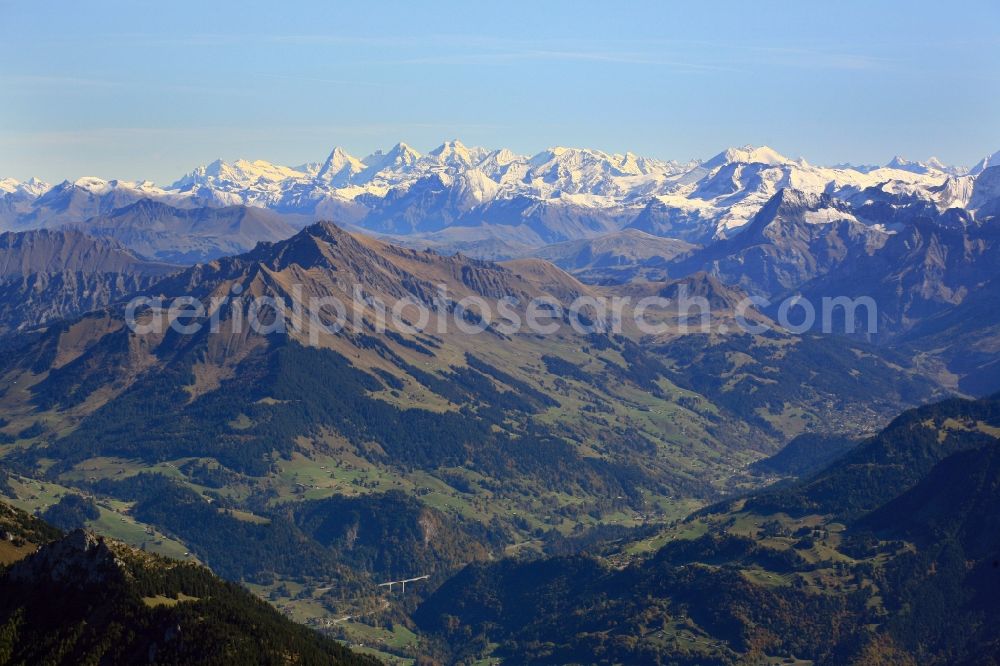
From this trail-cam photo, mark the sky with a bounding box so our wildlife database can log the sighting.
[1,0,999,184]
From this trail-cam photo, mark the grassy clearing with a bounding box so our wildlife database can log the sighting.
[3,473,194,561]
[221,508,271,524]
[334,622,419,666]
[0,540,37,565]
[625,518,709,555]
[142,593,200,608]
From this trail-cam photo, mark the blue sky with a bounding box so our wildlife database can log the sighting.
[2,0,998,183]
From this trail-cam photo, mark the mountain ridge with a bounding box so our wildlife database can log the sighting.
[0,503,377,665]
[6,142,992,261]
[0,228,179,334]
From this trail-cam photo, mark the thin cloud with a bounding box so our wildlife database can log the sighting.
[256,73,387,89]
[1,75,120,88]
[73,32,883,73]
[744,46,895,71]
[0,75,260,97]
[386,49,741,72]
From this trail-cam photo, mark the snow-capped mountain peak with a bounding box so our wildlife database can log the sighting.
[353,143,425,186]
[202,159,227,176]
[884,155,966,176]
[429,139,488,168]
[452,169,500,206]
[72,177,115,193]
[169,158,307,191]
[970,150,1000,176]
[321,146,363,169]
[233,160,304,183]
[886,155,939,174]
[924,157,948,171]
[703,145,792,169]
[527,146,634,174]
[0,178,17,194]
[474,148,525,181]
[316,146,365,184]
[364,142,421,168]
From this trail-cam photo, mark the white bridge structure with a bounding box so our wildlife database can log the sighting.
[378,574,429,594]
[314,577,429,630]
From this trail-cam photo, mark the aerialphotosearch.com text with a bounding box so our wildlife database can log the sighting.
[124,282,878,343]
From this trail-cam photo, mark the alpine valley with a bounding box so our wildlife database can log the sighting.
[1,142,1000,665]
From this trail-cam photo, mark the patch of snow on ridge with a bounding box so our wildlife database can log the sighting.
[803,208,858,225]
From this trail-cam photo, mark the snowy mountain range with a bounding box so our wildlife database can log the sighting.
[2,142,998,261]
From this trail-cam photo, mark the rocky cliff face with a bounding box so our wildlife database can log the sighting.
[671,189,891,298]
[6,529,125,588]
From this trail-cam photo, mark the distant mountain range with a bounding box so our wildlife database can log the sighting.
[4,142,998,261]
